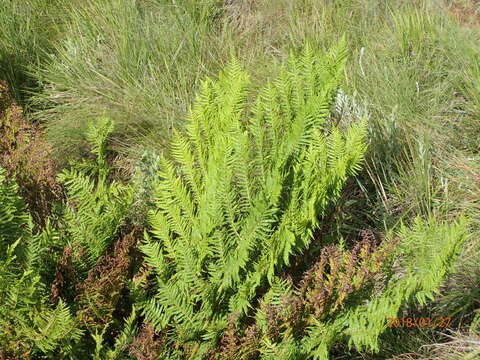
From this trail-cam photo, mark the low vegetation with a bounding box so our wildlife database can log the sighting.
[0,0,479,359]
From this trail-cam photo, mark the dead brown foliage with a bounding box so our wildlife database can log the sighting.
[391,331,480,360]
[128,322,165,360]
[297,230,395,319]
[0,351,30,360]
[445,0,480,26]
[214,313,261,360]
[51,245,81,303]
[0,80,62,227]
[75,230,137,328]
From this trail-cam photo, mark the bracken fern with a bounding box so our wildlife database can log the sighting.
[140,40,369,357]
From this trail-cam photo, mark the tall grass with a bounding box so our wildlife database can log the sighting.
[29,0,392,162]
[31,0,233,161]
[0,0,69,108]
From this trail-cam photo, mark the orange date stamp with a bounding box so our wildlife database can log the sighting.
[386,317,452,328]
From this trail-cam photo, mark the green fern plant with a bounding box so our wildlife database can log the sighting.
[0,166,30,247]
[90,306,138,360]
[140,40,368,355]
[301,216,469,359]
[58,117,134,267]
[1,117,138,358]
[0,167,83,358]
[213,217,468,360]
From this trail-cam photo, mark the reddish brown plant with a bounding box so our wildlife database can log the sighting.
[0,80,62,227]
[75,230,137,328]
[128,322,165,360]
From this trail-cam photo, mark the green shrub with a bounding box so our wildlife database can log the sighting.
[137,41,469,359]
[0,38,472,359]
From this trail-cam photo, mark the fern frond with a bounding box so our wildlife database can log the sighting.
[141,41,368,356]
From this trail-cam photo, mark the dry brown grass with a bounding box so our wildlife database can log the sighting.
[391,331,480,359]
[445,0,480,26]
